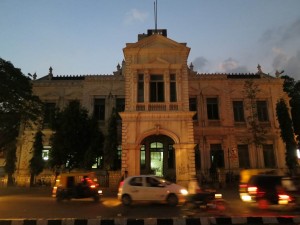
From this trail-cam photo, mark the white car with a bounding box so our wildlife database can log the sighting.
[117,175,188,206]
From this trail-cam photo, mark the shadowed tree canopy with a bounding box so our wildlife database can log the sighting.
[29,130,45,186]
[0,58,42,148]
[276,98,298,173]
[49,100,104,172]
[0,58,42,185]
[281,75,300,148]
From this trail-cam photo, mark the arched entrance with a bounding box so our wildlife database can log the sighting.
[140,135,176,181]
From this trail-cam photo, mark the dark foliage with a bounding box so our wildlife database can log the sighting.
[276,98,298,172]
[49,100,104,172]
[281,75,300,148]
[0,58,43,185]
[29,131,45,186]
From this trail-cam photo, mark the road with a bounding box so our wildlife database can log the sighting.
[0,186,299,219]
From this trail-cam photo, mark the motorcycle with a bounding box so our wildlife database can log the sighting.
[183,189,227,212]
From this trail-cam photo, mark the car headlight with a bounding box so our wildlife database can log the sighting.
[180,189,188,195]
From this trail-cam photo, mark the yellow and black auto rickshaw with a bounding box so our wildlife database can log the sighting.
[52,172,103,202]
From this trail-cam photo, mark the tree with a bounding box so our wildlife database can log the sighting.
[49,100,104,172]
[243,79,266,167]
[103,108,120,170]
[83,116,105,169]
[276,98,298,174]
[3,140,17,186]
[0,58,43,185]
[281,75,300,149]
[29,130,45,187]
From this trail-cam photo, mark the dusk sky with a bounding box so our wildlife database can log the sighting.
[1,0,300,80]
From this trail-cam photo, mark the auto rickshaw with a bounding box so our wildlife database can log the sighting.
[52,172,103,202]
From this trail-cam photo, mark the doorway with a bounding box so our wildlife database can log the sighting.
[140,135,175,181]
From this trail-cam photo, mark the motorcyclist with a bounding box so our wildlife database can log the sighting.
[187,175,216,204]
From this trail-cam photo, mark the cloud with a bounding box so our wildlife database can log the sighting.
[271,48,300,80]
[192,56,208,72]
[284,51,300,80]
[280,18,300,44]
[257,18,300,79]
[124,9,148,25]
[259,18,300,47]
[271,48,288,70]
[218,58,249,74]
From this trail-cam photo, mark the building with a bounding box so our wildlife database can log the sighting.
[13,29,289,187]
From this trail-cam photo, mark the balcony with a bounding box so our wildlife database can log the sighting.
[136,103,179,111]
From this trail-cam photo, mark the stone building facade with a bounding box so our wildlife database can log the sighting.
[12,29,289,187]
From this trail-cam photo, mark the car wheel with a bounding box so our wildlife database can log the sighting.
[122,194,132,206]
[258,198,269,209]
[167,194,178,206]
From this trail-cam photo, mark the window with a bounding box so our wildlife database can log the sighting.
[150,142,164,176]
[210,144,224,168]
[207,98,219,120]
[43,102,56,127]
[140,145,146,170]
[170,74,177,102]
[129,177,143,186]
[256,101,269,122]
[42,146,51,161]
[233,101,245,122]
[116,145,122,169]
[146,177,160,187]
[94,99,105,120]
[237,145,250,168]
[92,157,102,169]
[150,75,164,102]
[137,74,144,102]
[189,98,198,120]
[263,144,276,168]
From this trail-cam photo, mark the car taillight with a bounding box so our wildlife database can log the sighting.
[119,181,124,188]
[239,184,247,189]
[278,194,291,200]
[278,194,291,205]
[247,186,258,194]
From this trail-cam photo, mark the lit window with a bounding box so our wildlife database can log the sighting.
[42,146,51,161]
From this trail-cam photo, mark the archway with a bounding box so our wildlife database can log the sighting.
[140,135,176,181]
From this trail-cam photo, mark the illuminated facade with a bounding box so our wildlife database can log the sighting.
[13,30,289,187]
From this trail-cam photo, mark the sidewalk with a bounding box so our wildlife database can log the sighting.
[0,186,118,197]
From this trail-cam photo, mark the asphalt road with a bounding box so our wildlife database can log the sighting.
[0,186,299,219]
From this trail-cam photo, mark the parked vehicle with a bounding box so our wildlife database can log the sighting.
[183,188,226,212]
[52,172,103,202]
[241,174,300,209]
[118,175,188,206]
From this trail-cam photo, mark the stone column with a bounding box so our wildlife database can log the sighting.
[121,143,140,177]
[173,143,196,187]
